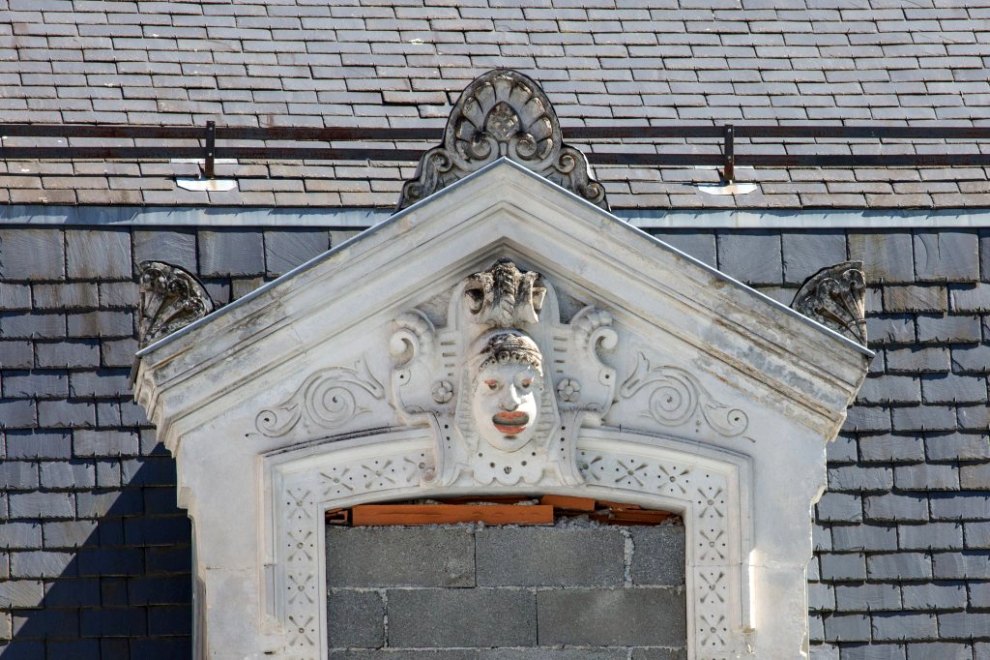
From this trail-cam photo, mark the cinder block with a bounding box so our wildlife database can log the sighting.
[914,231,980,282]
[199,230,266,276]
[717,231,783,285]
[66,229,132,279]
[898,522,963,551]
[537,587,685,647]
[476,527,625,587]
[871,613,937,642]
[893,464,959,491]
[849,232,914,284]
[326,526,474,588]
[327,590,384,649]
[629,525,685,586]
[834,583,901,612]
[387,588,536,648]
[264,229,330,276]
[0,229,65,280]
[782,230,847,285]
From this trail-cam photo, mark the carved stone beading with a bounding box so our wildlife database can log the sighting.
[791,260,868,345]
[137,261,214,348]
[397,69,608,211]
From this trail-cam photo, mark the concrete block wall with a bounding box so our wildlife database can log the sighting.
[1,225,989,658]
[325,524,687,658]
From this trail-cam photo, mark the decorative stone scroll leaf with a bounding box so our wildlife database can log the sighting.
[464,258,546,327]
[791,260,868,345]
[137,261,214,348]
[620,353,749,438]
[397,69,609,211]
[255,360,384,437]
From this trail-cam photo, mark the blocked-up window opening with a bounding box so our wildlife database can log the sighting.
[326,497,687,657]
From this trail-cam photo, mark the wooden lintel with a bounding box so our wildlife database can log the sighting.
[539,495,597,512]
[351,504,554,526]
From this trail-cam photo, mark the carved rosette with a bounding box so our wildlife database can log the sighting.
[791,261,868,345]
[137,261,214,348]
[397,69,609,210]
[388,259,619,488]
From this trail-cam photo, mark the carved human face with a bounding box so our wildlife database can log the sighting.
[472,361,541,452]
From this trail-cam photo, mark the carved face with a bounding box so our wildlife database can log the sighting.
[470,331,544,453]
[472,361,541,452]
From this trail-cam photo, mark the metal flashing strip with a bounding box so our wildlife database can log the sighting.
[2,204,990,229]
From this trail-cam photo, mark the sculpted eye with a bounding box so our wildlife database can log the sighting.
[519,378,532,389]
[485,380,499,391]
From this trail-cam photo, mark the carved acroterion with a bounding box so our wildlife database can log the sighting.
[397,69,608,210]
[137,261,214,348]
[791,261,868,345]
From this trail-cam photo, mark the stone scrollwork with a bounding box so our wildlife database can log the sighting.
[620,353,750,438]
[397,69,609,211]
[255,360,384,437]
[791,260,868,345]
[388,258,619,488]
[137,260,214,348]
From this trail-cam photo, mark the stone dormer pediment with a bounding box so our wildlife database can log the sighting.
[134,159,871,660]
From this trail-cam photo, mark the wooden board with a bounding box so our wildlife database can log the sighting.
[351,504,554,526]
[539,494,598,512]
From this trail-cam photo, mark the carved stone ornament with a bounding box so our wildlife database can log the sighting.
[397,69,609,211]
[389,259,618,486]
[791,260,868,345]
[137,261,214,348]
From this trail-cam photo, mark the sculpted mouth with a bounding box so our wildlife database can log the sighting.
[492,411,529,436]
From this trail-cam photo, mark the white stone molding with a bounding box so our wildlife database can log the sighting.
[133,160,872,660]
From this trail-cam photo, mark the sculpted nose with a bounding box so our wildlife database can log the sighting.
[501,386,522,410]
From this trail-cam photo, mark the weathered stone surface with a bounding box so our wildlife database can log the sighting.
[834,583,901,612]
[883,285,947,313]
[537,588,685,647]
[263,230,330,276]
[849,232,914,284]
[858,435,925,464]
[900,583,966,611]
[819,553,867,581]
[717,231,783,285]
[886,347,949,374]
[913,231,980,282]
[916,315,982,344]
[822,614,870,643]
[66,229,132,279]
[782,231,847,285]
[387,588,536,648]
[326,527,474,588]
[894,464,958,491]
[920,374,987,404]
[949,282,990,312]
[864,494,929,522]
[475,527,625,587]
[327,590,384,650]
[629,525,685,586]
[899,522,964,551]
[831,525,897,552]
[198,230,265,276]
[867,552,933,580]
[134,230,197,273]
[0,229,65,281]
[827,466,893,492]
[950,345,990,374]
[870,612,938,641]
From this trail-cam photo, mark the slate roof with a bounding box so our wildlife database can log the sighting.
[2,0,990,207]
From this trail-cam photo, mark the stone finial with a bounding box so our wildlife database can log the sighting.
[138,261,214,347]
[397,69,608,211]
[464,258,546,328]
[791,261,867,345]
